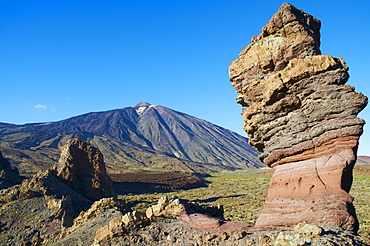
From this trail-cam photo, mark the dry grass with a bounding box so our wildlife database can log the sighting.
[119,168,272,222]
[351,174,370,238]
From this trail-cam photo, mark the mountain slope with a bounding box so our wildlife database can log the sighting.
[0,102,263,175]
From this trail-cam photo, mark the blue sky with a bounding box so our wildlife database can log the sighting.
[1,0,370,155]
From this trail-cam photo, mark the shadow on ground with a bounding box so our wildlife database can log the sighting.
[193,194,247,203]
[110,171,210,195]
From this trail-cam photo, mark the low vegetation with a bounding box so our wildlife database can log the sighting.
[117,166,370,241]
[351,173,370,239]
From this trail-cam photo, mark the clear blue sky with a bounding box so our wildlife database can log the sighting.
[1,0,370,155]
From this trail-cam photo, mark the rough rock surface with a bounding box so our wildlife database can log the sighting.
[0,169,93,225]
[229,3,367,231]
[93,218,367,246]
[0,169,93,245]
[0,139,121,245]
[51,197,128,246]
[53,138,115,201]
[91,195,367,246]
[145,196,255,233]
[0,150,23,189]
[91,196,367,245]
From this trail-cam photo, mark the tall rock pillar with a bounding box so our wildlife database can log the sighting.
[229,3,367,231]
[53,139,116,201]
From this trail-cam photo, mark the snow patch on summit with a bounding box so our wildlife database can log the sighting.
[136,106,147,115]
[135,105,156,116]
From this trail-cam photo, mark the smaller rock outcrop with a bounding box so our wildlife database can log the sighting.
[0,150,23,189]
[0,139,121,245]
[0,169,93,225]
[53,139,115,201]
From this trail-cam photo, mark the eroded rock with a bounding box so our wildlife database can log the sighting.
[72,197,128,228]
[0,139,122,245]
[0,150,23,189]
[53,139,115,201]
[59,197,128,245]
[229,3,367,231]
[146,196,186,219]
[93,209,148,245]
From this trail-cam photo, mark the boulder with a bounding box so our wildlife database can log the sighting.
[53,139,115,201]
[146,196,186,219]
[122,211,148,226]
[293,222,322,238]
[229,3,367,231]
[93,210,148,245]
[72,197,128,228]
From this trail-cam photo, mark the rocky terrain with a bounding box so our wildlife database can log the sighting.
[229,2,367,231]
[0,102,262,176]
[0,139,128,245]
[0,139,368,245]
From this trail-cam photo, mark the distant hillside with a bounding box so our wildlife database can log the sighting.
[357,156,370,165]
[0,102,263,175]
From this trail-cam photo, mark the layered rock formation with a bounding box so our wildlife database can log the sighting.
[53,139,115,201]
[229,3,367,231]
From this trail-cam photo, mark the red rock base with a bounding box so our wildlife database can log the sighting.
[178,212,255,233]
[255,148,359,232]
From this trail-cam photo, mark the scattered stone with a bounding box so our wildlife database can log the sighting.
[276,231,288,245]
[259,234,272,245]
[166,234,176,243]
[122,210,149,227]
[93,216,126,245]
[94,225,111,243]
[108,217,124,236]
[220,232,229,240]
[229,2,367,231]
[31,232,43,246]
[233,231,247,240]
[205,234,216,241]
[294,222,322,238]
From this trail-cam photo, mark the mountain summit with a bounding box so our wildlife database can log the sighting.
[0,103,263,175]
